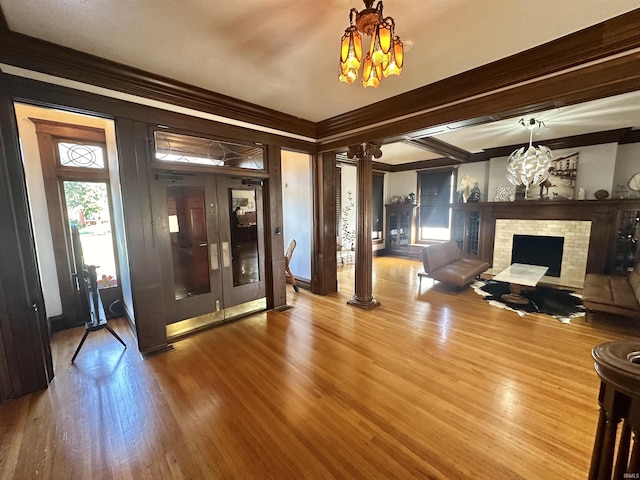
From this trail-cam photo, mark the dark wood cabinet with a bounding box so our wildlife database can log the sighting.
[611,205,640,274]
[385,203,416,256]
[452,207,482,258]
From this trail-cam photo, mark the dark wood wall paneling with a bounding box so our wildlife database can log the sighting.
[114,119,169,354]
[0,96,52,400]
[312,153,338,295]
[0,4,639,382]
[264,145,287,310]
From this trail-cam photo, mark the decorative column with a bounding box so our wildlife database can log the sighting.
[346,142,380,309]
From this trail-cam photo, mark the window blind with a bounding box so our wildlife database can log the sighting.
[419,171,452,229]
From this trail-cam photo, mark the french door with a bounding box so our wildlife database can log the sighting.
[154,172,265,325]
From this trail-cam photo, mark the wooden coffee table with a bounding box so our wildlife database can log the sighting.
[492,263,549,304]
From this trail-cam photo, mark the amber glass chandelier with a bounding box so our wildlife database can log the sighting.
[339,0,404,88]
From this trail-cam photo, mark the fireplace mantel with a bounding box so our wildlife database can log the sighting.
[451,199,640,275]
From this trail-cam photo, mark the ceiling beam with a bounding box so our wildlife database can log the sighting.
[317,8,640,139]
[317,52,640,153]
[473,128,633,162]
[404,138,471,163]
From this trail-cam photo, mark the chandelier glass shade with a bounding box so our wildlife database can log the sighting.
[339,1,404,88]
[506,118,553,196]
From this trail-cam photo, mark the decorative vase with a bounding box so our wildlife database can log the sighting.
[578,188,586,200]
[468,183,481,202]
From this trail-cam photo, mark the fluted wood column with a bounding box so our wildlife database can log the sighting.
[346,143,380,310]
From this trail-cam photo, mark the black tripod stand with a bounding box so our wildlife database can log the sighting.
[70,227,126,363]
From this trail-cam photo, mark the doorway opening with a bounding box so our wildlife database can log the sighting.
[14,103,133,333]
[150,130,268,339]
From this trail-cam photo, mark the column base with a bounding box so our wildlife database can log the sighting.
[347,295,380,310]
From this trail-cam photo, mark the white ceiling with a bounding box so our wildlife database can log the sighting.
[2,0,640,163]
[430,90,640,151]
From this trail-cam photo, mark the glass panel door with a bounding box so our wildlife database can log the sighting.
[166,184,211,299]
[218,177,266,307]
[155,174,223,324]
[154,173,266,327]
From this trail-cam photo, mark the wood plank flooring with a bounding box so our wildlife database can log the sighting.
[1,256,638,479]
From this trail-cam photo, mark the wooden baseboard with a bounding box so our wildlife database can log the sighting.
[48,311,83,333]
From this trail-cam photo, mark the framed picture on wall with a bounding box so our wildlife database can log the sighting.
[232,197,249,209]
[537,152,579,200]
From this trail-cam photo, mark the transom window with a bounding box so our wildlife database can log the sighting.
[154,131,264,171]
[57,142,105,169]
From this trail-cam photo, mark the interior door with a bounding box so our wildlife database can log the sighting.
[154,173,265,325]
[155,173,223,323]
[217,176,266,307]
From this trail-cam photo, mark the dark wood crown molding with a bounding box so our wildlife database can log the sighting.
[0,11,316,140]
[317,8,640,140]
[0,5,639,152]
[318,51,640,153]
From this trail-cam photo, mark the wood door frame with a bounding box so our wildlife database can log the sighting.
[30,119,111,323]
[0,96,52,400]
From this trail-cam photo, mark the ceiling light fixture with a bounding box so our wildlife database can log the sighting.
[506,118,553,197]
[339,0,404,88]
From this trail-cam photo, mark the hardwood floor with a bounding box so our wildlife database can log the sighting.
[1,256,638,479]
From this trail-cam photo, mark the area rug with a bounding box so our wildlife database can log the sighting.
[471,280,585,324]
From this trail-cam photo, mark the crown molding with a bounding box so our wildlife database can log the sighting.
[1,5,639,152]
[0,10,317,140]
[317,8,640,139]
[317,51,640,153]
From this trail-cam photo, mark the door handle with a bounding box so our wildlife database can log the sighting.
[222,241,231,267]
[210,243,219,270]
[199,242,207,247]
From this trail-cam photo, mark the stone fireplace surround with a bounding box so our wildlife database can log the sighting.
[492,219,592,289]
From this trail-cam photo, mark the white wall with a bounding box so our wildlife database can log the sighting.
[385,170,416,203]
[612,143,640,198]
[482,143,620,201]
[457,162,490,201]
[339,164,357,250]
[281,150,312,281]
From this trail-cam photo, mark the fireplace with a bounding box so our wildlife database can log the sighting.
[493,219,591,288]
[511,234,564,277]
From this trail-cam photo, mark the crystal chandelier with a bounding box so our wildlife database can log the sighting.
[506,118,553,197]
[339,0,404,88]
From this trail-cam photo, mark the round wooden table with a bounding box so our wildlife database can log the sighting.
[589,341,640,480]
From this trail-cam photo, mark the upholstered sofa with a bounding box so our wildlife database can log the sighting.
[582,262,640,318]
[418,240,490,289]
